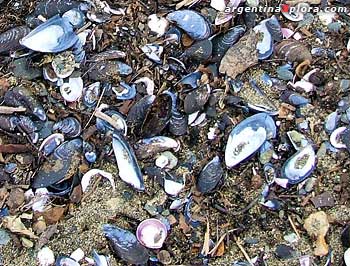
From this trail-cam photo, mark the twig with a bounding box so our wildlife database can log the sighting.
[234,236,254,266]
[288,215,301,239]
[0,106,26,114]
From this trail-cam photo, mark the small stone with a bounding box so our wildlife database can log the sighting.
[21,237,34,248]
[310,191,335,208]
[33,220,47,234]
[275,244,296,259]
[0,229,10,245]
[157,250,172,265]
[340,79,350,92]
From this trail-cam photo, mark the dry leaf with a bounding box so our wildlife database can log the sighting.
[214,241,225,257]
[39,206,66,224]
[3,216,37,239]
[178,213,190,234]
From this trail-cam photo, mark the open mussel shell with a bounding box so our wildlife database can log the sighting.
[60,77,83,102]
[253,21,273,60]
[83,82,100,108]
[20,15,79,53]
[166,10,212,41]
[3,86,46,121]
[197,156,224,193]
[103,224,149,265]
[39,133,65,156]
[265,16,282,42]
[32,138,82,188]
[134,136,180,160]
[281,145,316,184]
[225,113,276,168]
[112,131,145,190]
[141,94,172,138]
[0,26,31,53]
[53,117,81,138]
[211,25,245,63]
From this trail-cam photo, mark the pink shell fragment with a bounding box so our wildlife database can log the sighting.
[294,80,315,93]
[275,178,289,188]
[281,28,302,40]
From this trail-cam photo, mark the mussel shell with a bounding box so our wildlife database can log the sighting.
[281,145,316,184]
[96,109,127,135]
[181,39,212,62]
[127,95,156,129]
[60,77,84,102]
[340,127,350,152]
[225,113,276,168]
[62,8,85,28]
[164,90,188,136]
[166,10,212,40]
[53,117,81,138]
[83,82,100,108]
[3,86,46,121]
[280,90,309,106]
[103,224,149,265]
[55,255,79,266]
[134,136,179,160]
[253,22,273,60]
[39,133,65,156]
[112,132,145,190]
[17,115,39,143]
[211,25,246,63]
[88,61,132,82]
[141,94,172,138]
[0,26,31,53]
[29,0,82,20]
[32,138,82,188]
[20,15,79,53]
[265,16,282,42]
[275,40,312,63]
[0,115,18,132]
[184,85,210,114]
[196,156,223,193]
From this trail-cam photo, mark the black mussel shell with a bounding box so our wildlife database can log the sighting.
[29,0,82,20]
[0,115,18,132]
[141,94,172,137]
[169,112,188,136]
[265,16,283,42]
[196,156,223,193]
[341,225,350,248]
[32,138,83,188]
[3,86,46,121]
[17,115,39,143]
[341,127,350,152]
[0,26,31,53]
[53,117,82,138]
[184,85,210,114]
[211,25,246,63]
[181,39,212,63]
[103,224,149,265]
[127,95,156,130]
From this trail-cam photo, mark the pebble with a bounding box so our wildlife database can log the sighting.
[284,233,299,244]
[157,250,172,265]
[310,191,335,208]
[0,229,10,245]
[275,244,296,259]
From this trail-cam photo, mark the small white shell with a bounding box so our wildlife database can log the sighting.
[60,77,83,102]
[37,247,55,266]
[70,248,85,262]
[210,0,226,11]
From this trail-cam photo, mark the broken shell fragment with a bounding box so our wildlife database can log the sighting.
[88,61,132,82]
[81,169,115,192]
[39,133,65,156]
[304,211,329,257]
[330,126,347,149]
[112,82,136,100]
[148,14,169,37]
[275,40,312,63]
[134,136,180,160]
[136,218,168,249]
